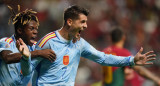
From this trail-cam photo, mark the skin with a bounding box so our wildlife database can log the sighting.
[20,20,38,46]
[59,14,87,40]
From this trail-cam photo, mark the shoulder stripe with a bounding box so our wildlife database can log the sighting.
[41,36,56,48]
[5,38,13,44]
[38,32,55,45]
[5,38,9,42]
[38,32,56,48]
[9,40,13,44]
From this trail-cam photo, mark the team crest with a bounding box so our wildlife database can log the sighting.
[5,44,10,48]
[63,55,69,65]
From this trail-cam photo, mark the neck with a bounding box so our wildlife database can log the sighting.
[14,34,20,40]
[59,26,72,40]
[15,34,28,45]
[113,40,124,48]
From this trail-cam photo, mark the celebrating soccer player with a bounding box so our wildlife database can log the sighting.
[18,5,156,86]
[0,5,56,86]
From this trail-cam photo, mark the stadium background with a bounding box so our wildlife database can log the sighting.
[0,0,160,86]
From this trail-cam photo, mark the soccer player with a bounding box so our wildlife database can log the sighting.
[18,5,156,86]
[102,28,160,86]
[0,5,56,86]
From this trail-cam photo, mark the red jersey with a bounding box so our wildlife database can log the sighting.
[102,45,144,86]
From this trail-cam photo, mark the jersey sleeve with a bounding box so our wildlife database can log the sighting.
[20,38,52,76]
[80,38,135,67]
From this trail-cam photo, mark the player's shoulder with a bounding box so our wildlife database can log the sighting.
[76,37,88,46]
[37,31,57,48]
[122,48,131,54]
[0,37,8,42]
[102,46,112,52]
[0,37,13,44]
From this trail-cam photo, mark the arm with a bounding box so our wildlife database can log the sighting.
[31,49,56,62]
[133,66,160,85]
[0,39,22,64]
[81,39,156,67]
[0,50,22,64]
[16,38,32,76]
[0,49,56,64]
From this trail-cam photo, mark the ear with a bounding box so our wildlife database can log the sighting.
[67,18,73,26]
[17,28,23,34]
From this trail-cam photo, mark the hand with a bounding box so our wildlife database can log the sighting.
[16,38,30,58]
[38,49,56,62]
[134,47,156,66]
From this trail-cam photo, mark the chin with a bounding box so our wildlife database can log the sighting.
[28,41,34,46]
[28,43,33,46]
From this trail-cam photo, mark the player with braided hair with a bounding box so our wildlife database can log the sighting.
[0,5,56,86]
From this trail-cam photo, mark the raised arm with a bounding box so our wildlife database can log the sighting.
[16,38,31,76]
[17,38,55,76]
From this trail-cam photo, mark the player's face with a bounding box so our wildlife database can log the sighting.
[69,14,87,40]
[22,20,38,46]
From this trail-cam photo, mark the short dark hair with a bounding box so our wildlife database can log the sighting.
[111,28,124,43]
[8,5,39,34]
[64,5,89,24]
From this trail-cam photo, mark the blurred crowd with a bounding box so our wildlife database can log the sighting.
[0,0,160,86]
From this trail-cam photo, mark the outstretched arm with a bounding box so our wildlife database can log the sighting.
[81,39,156,66]
[133,66,160,85]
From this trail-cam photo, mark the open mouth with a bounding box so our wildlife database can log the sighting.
[79,30,81,34]
[30,36,37,43]
[31,36,36,40]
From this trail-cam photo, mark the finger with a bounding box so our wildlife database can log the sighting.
[138,47,143,54]
[50,51,57,58]
[146,54,156,58]
[16,40,20,48]
[146,58,156,62]
[144,62,153,65]
[21,47,24,54]
[49,54,56,61]
[19,38,25,45]
[47,56,53,63]
[49,55,56,62]
[50,50,56,56]
[144,51,154,56]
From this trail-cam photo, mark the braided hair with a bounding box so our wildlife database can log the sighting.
[8,5,39,34]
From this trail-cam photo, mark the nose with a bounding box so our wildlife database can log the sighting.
[83,23,87,29]
[33,29,38,35]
